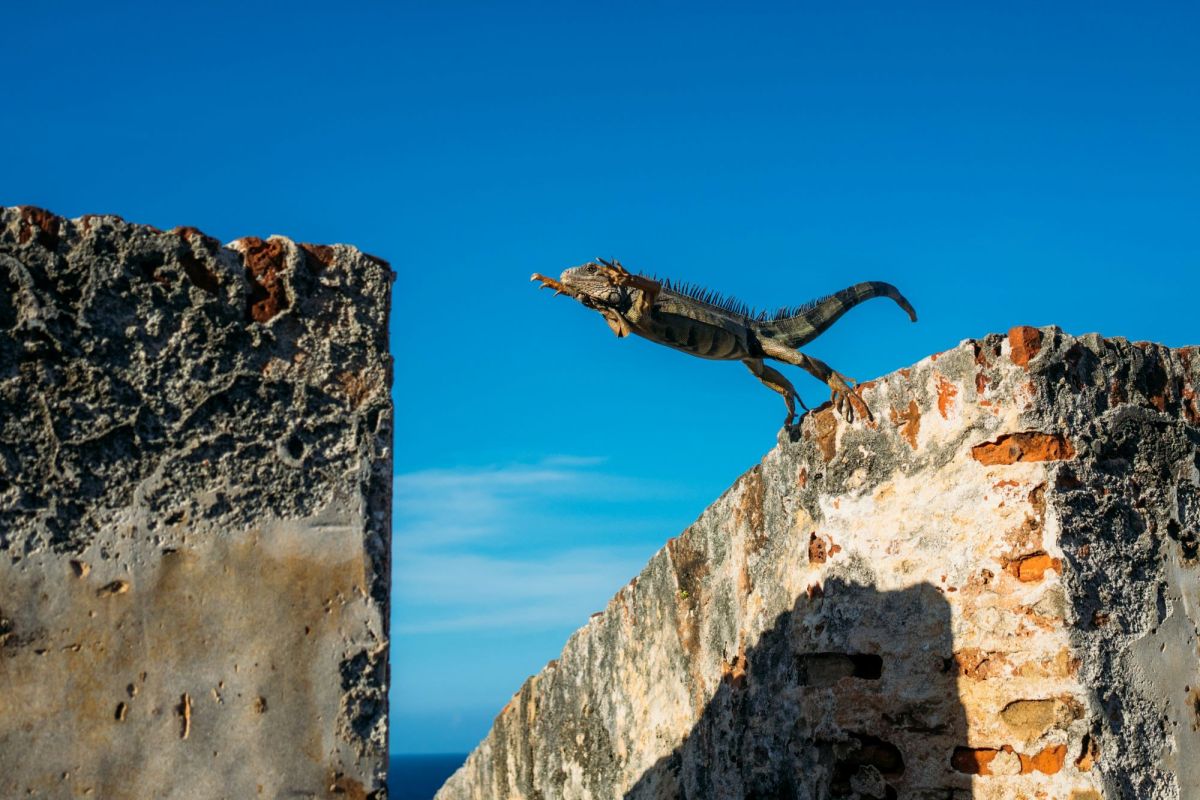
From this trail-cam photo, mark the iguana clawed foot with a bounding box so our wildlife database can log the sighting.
[829,374,872,424]
[530,273,569,296]
[783,395,811,430]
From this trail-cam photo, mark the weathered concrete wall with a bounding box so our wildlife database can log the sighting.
[437,326,1200,800]
[0,207,393,799]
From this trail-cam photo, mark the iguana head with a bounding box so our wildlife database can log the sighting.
[531,260,640,337]
[530,261,632,313]
[557,262,631,310]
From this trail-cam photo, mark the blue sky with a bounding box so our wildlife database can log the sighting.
[3,1,1198,754]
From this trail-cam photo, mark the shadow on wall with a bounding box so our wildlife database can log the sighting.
[625,578,971,800]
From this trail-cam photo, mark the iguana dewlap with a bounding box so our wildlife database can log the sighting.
[531,259,916,427]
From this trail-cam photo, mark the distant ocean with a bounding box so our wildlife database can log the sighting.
[389,754,467,800]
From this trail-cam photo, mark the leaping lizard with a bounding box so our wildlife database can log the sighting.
[531,259,917,427]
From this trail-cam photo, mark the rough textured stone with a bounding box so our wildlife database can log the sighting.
[437,327,1200,800]
[0,207,393,798]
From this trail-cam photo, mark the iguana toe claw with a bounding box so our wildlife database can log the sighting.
[531,273,569,295]
[830,383,872,425]
[847,390,872,424]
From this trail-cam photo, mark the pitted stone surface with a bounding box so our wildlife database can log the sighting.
[0,207,393,799]
[437,326,1200,800]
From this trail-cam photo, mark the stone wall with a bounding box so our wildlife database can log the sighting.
[0,207,393,799]
[437,326,1200,800]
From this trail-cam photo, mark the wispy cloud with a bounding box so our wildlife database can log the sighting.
[537,454,608,468]
[395,547,647,634]
[393,456,687,634]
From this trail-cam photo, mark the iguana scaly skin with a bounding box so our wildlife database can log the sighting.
[531,259,917,426]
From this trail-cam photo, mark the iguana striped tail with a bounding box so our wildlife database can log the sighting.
[756,282,917,349]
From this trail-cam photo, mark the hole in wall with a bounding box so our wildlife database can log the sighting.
[798,652,883,685]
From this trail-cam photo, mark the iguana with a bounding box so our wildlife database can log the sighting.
[531,259,917,426]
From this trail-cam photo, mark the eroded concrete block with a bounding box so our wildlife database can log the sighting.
[438,327,1200,800]
[0,207,392,799]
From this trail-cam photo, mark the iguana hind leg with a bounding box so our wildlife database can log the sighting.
[758,339,872,423]
[743,358,807,428]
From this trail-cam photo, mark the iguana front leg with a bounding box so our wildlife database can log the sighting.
[531,273,571,296]
[592,258,661,317]
[600,309,633,337]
